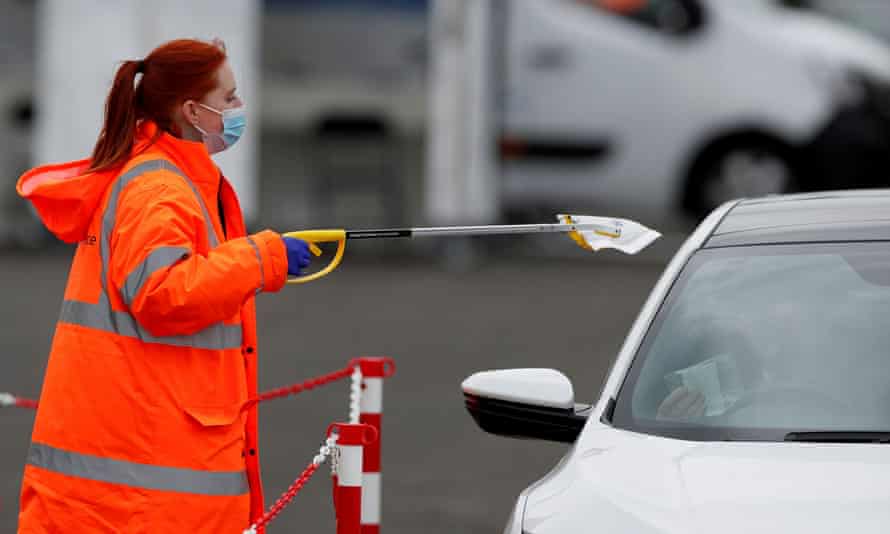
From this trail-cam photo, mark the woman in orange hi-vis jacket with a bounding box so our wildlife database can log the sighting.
[15,38,313,533]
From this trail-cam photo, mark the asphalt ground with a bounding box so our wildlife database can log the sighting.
[0,241,670,533]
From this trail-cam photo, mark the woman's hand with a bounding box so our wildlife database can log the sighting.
[282,236,312,276]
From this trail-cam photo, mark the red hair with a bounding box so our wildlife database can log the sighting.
[89,39,227,172]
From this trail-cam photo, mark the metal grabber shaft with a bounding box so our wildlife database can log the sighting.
[282,215,659,284]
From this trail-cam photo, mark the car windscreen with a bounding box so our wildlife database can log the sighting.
[611,241,890,441]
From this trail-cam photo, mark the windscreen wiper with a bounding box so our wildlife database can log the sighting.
[784,431,890,443]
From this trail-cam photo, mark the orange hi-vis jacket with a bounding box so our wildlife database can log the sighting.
[15,121,288,533]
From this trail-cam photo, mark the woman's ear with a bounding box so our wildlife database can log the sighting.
[171,100,202,141]
[180,100,199,126]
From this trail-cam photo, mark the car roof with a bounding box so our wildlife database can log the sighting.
[704,189,890,248]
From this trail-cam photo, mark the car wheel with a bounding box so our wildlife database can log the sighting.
[686,140,799,219]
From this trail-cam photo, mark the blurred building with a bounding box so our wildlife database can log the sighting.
[259,0,428,231]
[0,1,40,246]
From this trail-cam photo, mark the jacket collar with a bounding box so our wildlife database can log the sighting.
[135,120,221,199]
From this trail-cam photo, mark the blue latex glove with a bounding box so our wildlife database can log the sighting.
[282,236,312,276]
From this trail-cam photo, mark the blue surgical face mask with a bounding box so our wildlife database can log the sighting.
[194,103,246,154]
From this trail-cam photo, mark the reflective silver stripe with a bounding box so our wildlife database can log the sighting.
[28,442,248,496]
[121,246,191,305]
[246,237,264,293]
[60,300,243,349]
[177,170,220,248]
[99,160,199,290]
[57,159,242,350]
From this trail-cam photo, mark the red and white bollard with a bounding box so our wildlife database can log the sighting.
[353,357,395,534]
[329,422,378,534]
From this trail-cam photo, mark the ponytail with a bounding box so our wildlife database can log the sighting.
[87,40,227,172]
[88,60,143,172]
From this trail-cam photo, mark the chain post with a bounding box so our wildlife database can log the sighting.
[329,423,378,534]
[353,357,395,533]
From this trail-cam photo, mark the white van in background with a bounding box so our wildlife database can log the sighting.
[496,0,890,221]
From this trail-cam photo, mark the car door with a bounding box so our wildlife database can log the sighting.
[500,0,709,204]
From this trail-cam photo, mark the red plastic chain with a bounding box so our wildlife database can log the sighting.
[4,365,355,411]
[248,364,354,407]
[16,397,38,409]
[249,460,321,532]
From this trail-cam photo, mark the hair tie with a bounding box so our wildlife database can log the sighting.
[136,60,145,73]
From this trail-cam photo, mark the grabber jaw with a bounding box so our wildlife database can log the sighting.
[562,215,594,251]
[557,214,661,254]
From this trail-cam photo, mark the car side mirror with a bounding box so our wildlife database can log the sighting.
[461,369,590,443]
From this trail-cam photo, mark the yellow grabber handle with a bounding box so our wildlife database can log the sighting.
[282,229,347,284]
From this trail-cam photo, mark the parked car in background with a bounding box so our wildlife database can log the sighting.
[463,189,890,533]
[495,0,890,220]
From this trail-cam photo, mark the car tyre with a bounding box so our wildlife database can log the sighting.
[685,138,799,220]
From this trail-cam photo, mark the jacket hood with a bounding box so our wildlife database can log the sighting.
[16,159,116,243]
[14,120,209,244]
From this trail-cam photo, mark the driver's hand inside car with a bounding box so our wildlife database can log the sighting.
[656,386,706,421]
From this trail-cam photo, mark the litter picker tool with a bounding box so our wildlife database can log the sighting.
[283,214,661,284]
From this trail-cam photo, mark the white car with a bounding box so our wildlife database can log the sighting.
[498,0,890,220]
[462,190,890,533]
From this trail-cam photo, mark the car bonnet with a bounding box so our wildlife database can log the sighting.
[523,426,890,534]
